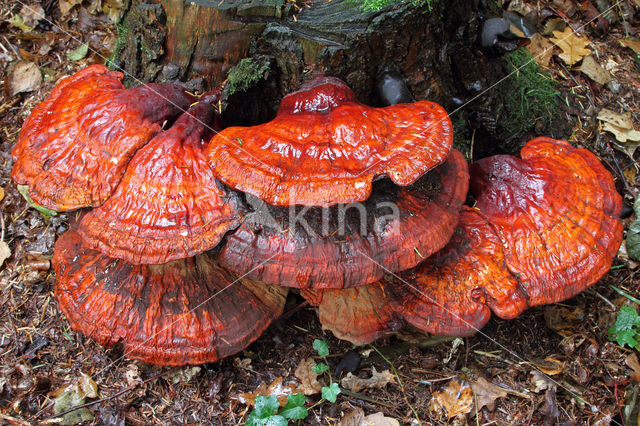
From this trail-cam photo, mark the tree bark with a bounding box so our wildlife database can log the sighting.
[108,0,567,154]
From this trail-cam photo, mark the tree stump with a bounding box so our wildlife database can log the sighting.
[109,0,567,154]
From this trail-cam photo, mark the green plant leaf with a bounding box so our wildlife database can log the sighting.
[626,197,640,261]
[246,395,280,424]
[279,406,308,420]
[313,339,329,357]
[321,382,341,403]
[67,43,89,61]
[312,362,329,374]
[608,305,640,349]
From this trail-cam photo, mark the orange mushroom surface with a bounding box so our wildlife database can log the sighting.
[206,75,453,206]
[12,65,195,211]
[77,92,247,265]
[53,230,288,366]
[304,138,623,344]
[220,149,468,289]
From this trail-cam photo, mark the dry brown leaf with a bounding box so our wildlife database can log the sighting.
[598,108,640,143]
[544,305,584,336]
[0,242,11,268]
[341,367,395,393]
[59,0,82,17]
[294,358,322,395]
[534,356,566,375]
[339,408,366,426]
[550,27,591,66]
[19,4,45,28]
[623,166,637,187]
[7,62,42,96]
[626,354,640,382]
[526,34,554,68]
[471,377,508,411]
[576,55,612,85]
[619,38,640,55]
[238,377,300,407]
[543,18,566,36]
[429,379,473,419]
[361,412,400,426]
[167,366,200,385]
[530,370,557,393]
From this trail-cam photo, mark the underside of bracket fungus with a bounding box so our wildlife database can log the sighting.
[53,230,288,366]
[303,138,623,344]
[11,65,195,211]
[77,92,247,265]
[206,75,453,206]
[220,149,469,289]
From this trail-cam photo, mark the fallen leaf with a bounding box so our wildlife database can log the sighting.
[576,55,612,85]
[623,166,637,187]
[550,27,591,66]
[295,358,323,395]
[52,373,98,426]
[167,366,201,384]
[340,367,395,393]
[0,242,11,268]
[19,4,45,28]
[123,364,143,387]
[471,377,508,411]
[238,377,300,407]
[597,108,640,143]
[429,379,473,419]
[361,412,400,426]
[626,197,640,262]
[542,18,566,36]
[67,43,90,61]
[544,305,585,336]
[626,353,640,382]
[59,0,82,17]
[530,370,557,393]
[103,0,126,23]
[619,39,640,55]
[534,356,566,375]
[7,62,42,96]
[0,187,4,202]
[339,408,365,426]
[526,34,554,68]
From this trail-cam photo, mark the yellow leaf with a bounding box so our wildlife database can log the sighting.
[550,27,590,66]
[619,38,640,55]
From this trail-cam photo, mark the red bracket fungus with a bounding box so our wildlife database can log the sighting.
[77,91,247,265]
[53,230,287,366]
[11,65,196,211]
[220,149,468,289]
[206,75,453,206]
[303,138,623,344]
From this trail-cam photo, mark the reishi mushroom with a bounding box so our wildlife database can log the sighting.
[53,230,287,366]
[12,67,624,366]
[11,65,195,211]
[206,75,453,206]
[220,149,468,289]
[77,91,247,265]
[302,138,623,344]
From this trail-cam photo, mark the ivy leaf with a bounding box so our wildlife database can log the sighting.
[312,362,329,374]
[246,395,281,426]
[322,382,341,403]
[313,339,329,357]
[608,306,640,349]
[279,395,308,422]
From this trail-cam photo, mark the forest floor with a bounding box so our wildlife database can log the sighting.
[1,0,639,425]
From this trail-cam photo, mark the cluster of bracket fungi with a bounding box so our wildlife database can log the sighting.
[12,64,623,366]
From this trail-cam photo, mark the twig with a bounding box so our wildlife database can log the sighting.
[0,413,32,426]
[370,345,420,422]
[35,368,176,422]
[340,389,395,408]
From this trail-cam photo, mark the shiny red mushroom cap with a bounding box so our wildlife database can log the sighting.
[12,65,196,211]
[220,149,468,289]
[77,91,247,265]
[206,75,453,206]
[303,138,623,344]
[53,230,288,366]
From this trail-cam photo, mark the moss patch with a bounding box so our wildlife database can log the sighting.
[496,49,560,143]
[226,58,270,96]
